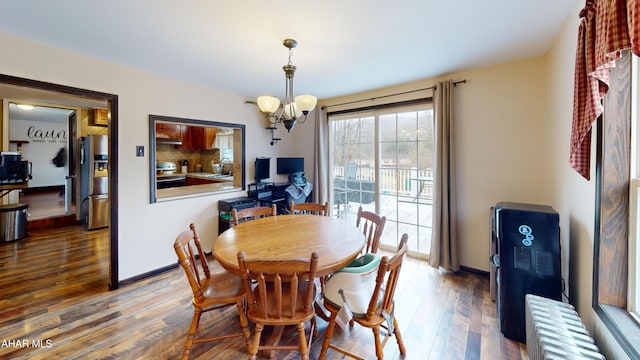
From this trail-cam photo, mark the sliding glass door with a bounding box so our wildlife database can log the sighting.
[329,103,434,256]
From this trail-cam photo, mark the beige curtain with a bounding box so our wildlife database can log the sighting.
[430,80,459,272]
[312,107,329,203]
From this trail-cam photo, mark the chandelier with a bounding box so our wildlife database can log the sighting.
[255,39,317,133]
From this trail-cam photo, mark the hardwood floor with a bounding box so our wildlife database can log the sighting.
[19,187,71,220]
[18,187,81,231]
[0,225,527,359]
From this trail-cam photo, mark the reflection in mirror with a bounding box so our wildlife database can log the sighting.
[149,115,245,203]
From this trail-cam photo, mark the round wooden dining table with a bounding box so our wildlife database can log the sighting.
[213,214,365,277]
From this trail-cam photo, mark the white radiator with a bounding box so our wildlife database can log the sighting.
[525,294,605,360]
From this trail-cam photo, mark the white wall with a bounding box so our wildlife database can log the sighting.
[0,31,281,280]
[452,58,549,270]
[9,118,67,187]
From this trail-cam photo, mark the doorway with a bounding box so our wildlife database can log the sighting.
[0,74,119,289]
[8,103,77,220]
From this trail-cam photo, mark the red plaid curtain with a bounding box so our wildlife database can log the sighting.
[570,0,640,179]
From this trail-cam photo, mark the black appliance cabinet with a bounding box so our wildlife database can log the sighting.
[491,202,562,343]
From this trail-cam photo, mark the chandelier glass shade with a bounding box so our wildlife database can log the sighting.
[257,39,317,132]
[256,95,280,114]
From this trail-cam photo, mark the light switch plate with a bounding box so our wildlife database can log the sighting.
[136,146,144,157]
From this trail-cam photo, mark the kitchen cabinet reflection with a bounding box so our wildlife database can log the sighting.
[149,115,245,203]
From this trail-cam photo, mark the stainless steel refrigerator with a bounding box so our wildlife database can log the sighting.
[80,135,109,230]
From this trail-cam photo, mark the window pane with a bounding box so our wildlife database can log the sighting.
[417,109,433,142]
[397,111,418,142]
[380,113,397,142]
[361,116,375,143]
[330,114,377,220]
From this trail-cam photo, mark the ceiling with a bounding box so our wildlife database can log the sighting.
[8,103,74,123]
[0,0,578,100]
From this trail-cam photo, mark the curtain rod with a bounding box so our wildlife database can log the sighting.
[323,79,467,109]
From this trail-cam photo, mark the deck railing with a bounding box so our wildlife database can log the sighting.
[333,165,434,256]
[333,165,433,200]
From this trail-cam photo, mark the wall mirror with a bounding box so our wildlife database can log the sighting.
[149,114,245,203]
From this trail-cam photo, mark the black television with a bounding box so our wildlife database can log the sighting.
[277,157,304,174]
[255,157,270,183]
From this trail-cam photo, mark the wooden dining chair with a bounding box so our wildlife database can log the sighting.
[356,206,387,254]
[173,223,251,360]
[231,204,277,225]
[289,200,330,296]
[290,200,329,216]
[237,251,319,360]
[319,234,409,360]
